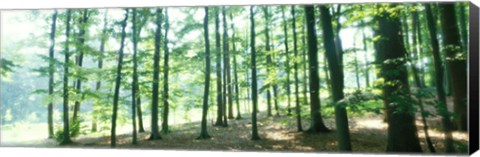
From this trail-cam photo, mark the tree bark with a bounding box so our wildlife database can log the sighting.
[439,3,468,131]
[230,12,242,120]
[304,6,330,133]
[111,9,129,148]
[214,7,224,126]
[161,8,170,134]
[425,4,455,152]
[263,7,273,117]
[291,6,303,132]
[198,7,212,139]
[72,10,89,134]
[60,9,73,145]
[250,6,261,140]
[376,4,422,152]
[131,8,138,145]
[149,8,163,140]
[47,10,58,139]
[281,7,292,116]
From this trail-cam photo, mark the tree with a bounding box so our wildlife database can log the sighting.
[214,7,225,127]
[263,6,273,117]
[72,10,90,131]
[198,7,212,140]
[281,7,292,116]
[319,5,352,151]
[290,6,303,132]
[425,4,455,152]
[149,8,163,140]
[47,10,58,139]
[230,12,242,120]
[223,7,234,121]
[130,8,139,145]
[304,5,330,133]
[92,9,109,133]
[60,9,73,145]
[375,4,422,152]
[250,6,261,141]
[162,8,170,134]
[111,9,129,148]
[439,3,467,131]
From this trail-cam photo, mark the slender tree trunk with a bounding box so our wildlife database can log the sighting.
[376,4,422,152]
[61,9,73,145]
[229,12,242,120]
[301,20,309,107]
[111,9,129,148]
[439,3,468,131]
[360,16,370,88]
[291,6,303,132]
[222,7,234,120]
[137,97,145,132]
[214,7,225,126]
[319,6,352,151]
[353,41,360,89]
[72,10,89,132]
[304,6,330,133]
[458,3,468,50]
[425,4,455,152]
[411,7,436,153]
[131,8,138,145]
[161,9,170,134]
[47,10,58,139]
[198,7,212,139]
[281,7,292,116]
[149,8,163,140]
[263,7,273,117]
[92,10,108,133]
[250,6,261,141]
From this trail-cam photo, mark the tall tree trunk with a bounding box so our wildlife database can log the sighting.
[214,7,225,126]
[263,7,273,117]
[131,8,138,145]
[198,7,212,139]
[411,7,436,153]
[291,6,303,132]
[304,6,330,133]
[47,10,58,139]
[439,3,468,131]
[250,6,261,141]
[319,6,352,151]
[137,97,145,132]
[301,19,309,107]
[376,4,422,152]
[162,9,170,134]
[111,9,129,147]
[72,10,89,133]
[61,9,73,145]
[281,7,292,116]
[149,8,163,140]
[223,7,234,120]
[92,10,109,133]
[458,3,468,50]
[425,4,455,152]
[353,40,360,89]
[230,12,242,120]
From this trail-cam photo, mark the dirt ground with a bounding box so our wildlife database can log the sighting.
[35,112,468,155]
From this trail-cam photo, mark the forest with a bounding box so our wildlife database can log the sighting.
[0,2,470,154]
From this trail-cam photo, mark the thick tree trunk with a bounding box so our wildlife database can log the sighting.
[214,7,224,126]
[137,97,145,132]
[61,9,73,145]
[198,7,212,139]
[304,6,330,133]
[250,6,261,141]
[111,9,129,147]
[47,10,58,139]
[376,4,422,152]
[425,4,455,152]
[291,6,303,132]
[149,8,163,140]
[439,3,468,131]
[162,9,170,134]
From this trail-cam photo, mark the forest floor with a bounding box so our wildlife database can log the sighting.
[3,112,468,155]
